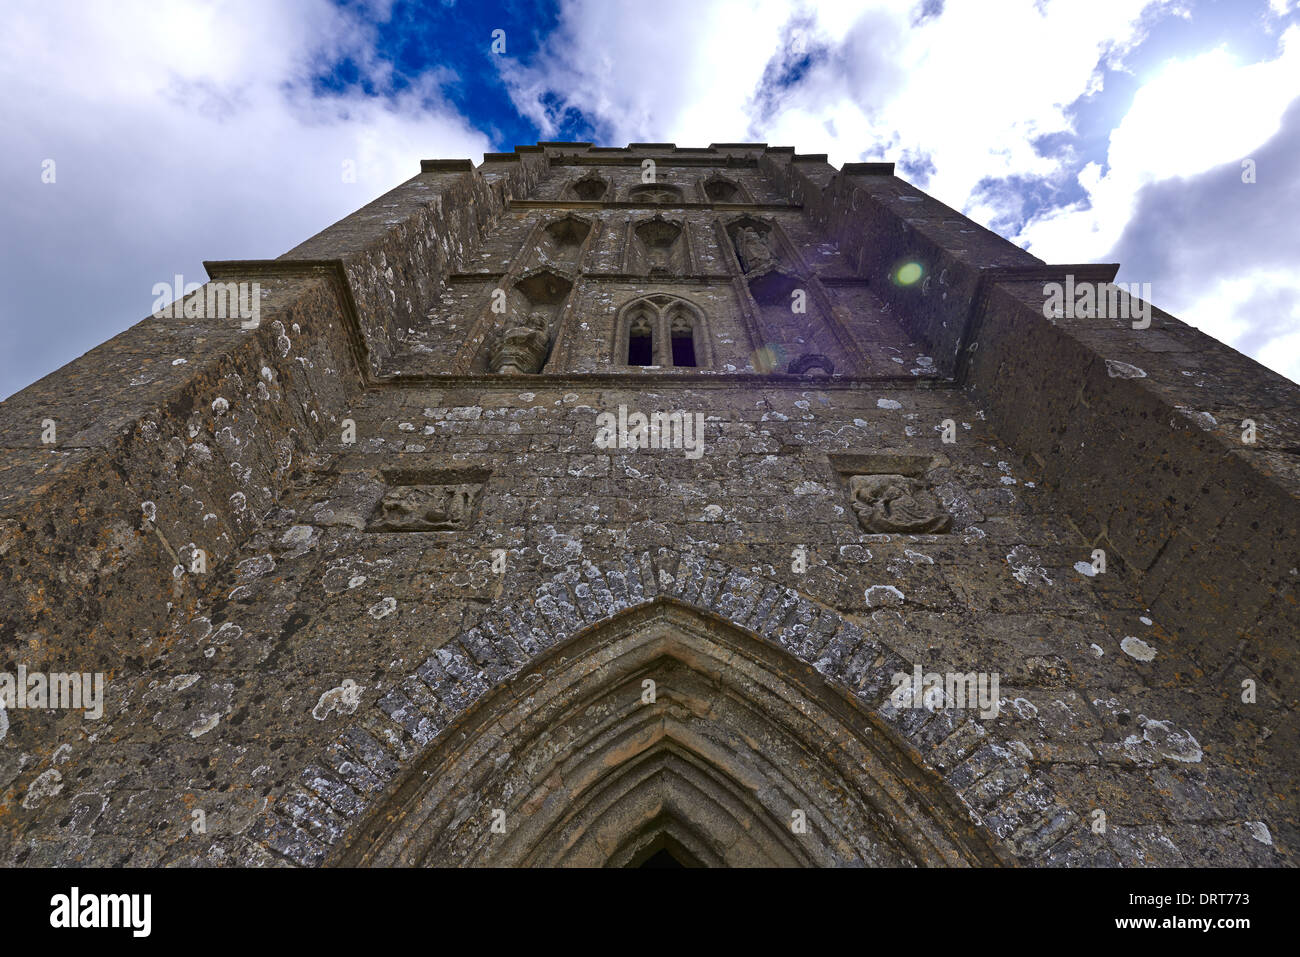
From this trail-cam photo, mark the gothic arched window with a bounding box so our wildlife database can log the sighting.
[668,307,697,367]
[615,295,710,369]
[627,309,655,366]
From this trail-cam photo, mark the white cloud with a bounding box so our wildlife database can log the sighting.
[0,0,491,398]
[498,0,796,144]
[1018,30,1300,261]
[1020,27,1300,382]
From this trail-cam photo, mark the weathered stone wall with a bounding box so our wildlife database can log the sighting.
[0,142,1293,866]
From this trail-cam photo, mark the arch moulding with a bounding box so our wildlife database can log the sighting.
[234,549,1083,867]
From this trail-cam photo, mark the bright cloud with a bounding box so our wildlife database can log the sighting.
[0,0,491,399]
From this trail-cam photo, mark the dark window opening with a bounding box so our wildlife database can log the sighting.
[629,330,654,365]
[671,334,696,367]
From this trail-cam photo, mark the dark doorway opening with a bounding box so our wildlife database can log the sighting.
[639,848,686,868]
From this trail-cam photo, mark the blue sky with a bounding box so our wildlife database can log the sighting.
[2,0,1299,398]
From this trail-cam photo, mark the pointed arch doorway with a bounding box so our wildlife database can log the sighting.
[329,600,1002,868]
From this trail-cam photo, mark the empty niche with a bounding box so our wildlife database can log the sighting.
[367,467,491,533]
[827,453,953,534]
[702,175,747,203]
[569,174,609,201]
[631,215,685,276]
[537,215,592,267]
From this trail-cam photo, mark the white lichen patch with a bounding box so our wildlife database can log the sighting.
[280,525,316,548]
[22,769,63,809]
[865,584,905,607]
[1121,636,1157,661]
[1246,821,1273,845]
[236,554,275,580]
[189,712,221,738]
[877,398,903,410]
[1105,359,1147,379]
[368,596,398,619]
[537,526,583,567]
[1011,697,1039,719]
[792,481,827,495]
[1007,545,1052,585]
[312,680,362,721]
[1123,715,1202,764]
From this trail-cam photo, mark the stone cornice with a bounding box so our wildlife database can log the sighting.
[204,258,951,393]
[506,200,801,211]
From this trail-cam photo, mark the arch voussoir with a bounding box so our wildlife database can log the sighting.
[234,548,1077,868]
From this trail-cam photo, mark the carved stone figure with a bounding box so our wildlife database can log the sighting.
[369,483,479,532]
[734,226,777,273]
[487,311,550,374]
[849,474,951,534]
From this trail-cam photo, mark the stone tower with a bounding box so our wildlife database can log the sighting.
[0,143,1295,867]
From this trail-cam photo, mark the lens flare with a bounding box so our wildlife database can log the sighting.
[895,262,923,286]
[751,344,787,374]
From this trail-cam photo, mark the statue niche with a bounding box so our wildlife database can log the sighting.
[734,225,778,274]
[849,474,951,534]
[480,268,572,374]
[570,175,608,201]
[703,177,742,203]
[487,310,551,375]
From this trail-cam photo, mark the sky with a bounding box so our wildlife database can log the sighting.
[2,0,1298,399]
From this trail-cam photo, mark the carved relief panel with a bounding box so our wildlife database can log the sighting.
[366,468,488,533]
[828,454,953,535]
[848,474,951,534]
